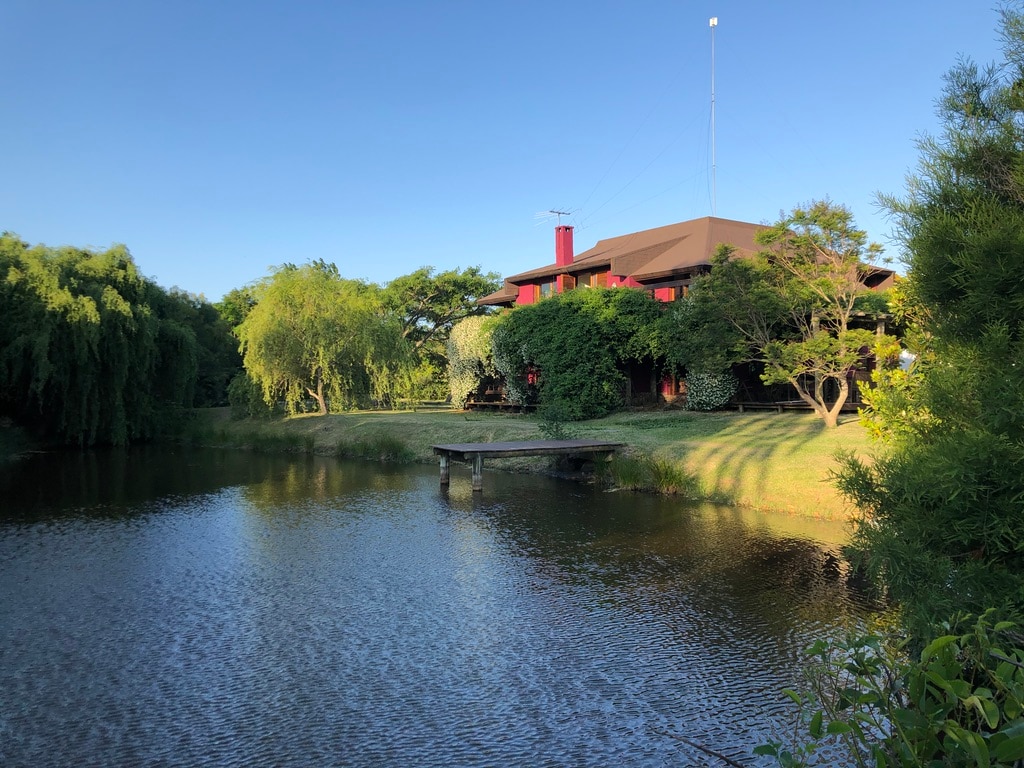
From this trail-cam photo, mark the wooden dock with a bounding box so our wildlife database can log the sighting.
[431,439,625,492]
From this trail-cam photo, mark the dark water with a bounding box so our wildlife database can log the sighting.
[0,448,871,767]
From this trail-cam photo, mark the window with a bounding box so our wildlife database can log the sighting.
[576,271,609,288]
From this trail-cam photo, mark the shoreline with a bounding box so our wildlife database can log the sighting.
[187,407,874,520]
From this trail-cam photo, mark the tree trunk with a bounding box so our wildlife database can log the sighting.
[790,375,844,428]
[307,377,327,415]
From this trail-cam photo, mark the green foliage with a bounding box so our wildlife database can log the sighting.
[237,261,414,415]
[536,401,579,440]
[606,452,699,495]
[0,233,201,445]
[336,433,413,463]
[661,245,788,375]
[666,203,893,427]
[227,371,276,419]
[383,265,501,350]
[446,315,497,409]
[215,285,258,330]
[161,287,241,407]
[684,371,739,411]
[382,266,501,396]
[406,358,449,401]
[838,6,1024,638]
[758,613,1024,767]
[490,287,665,420]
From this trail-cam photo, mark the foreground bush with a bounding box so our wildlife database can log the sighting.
[758,613,1024,767]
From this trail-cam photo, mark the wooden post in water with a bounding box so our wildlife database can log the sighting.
[439,454,450,486]
[471,454,484,492]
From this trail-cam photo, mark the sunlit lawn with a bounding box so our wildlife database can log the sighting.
[197,407,876,519]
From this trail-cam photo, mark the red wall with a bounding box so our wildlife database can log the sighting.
[516,284,535,305]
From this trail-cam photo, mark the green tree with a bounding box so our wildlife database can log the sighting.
[160,288,242,407]
[838,4,1024,638]
[237,261,412,415]
[0,233,198,445]
[383,266,501,350]
[665,202,887,427]
[215,285,259,331]
[491,287,665,420]
[382,266,501,399]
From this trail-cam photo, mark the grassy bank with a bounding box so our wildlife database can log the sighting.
[190,407,875,519]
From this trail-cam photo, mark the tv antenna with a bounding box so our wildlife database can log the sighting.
[710,16,718,217]
[534,208,574,226]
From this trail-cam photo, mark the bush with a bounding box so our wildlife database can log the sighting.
[685,371,738,411]
[758,612,1024,767]
[536,401,579,441]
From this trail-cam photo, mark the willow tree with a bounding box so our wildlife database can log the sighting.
[0,233,198,445]
[237,261,412,414]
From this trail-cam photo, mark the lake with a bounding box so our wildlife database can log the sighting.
[0,447,871,766]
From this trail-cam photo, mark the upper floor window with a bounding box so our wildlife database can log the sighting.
[575,271,608,288]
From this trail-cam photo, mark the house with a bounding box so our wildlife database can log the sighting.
[478,216,895,307]
[473,215,897,408]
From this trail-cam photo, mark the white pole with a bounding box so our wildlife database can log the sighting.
[709,17,718,217]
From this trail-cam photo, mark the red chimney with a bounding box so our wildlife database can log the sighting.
[555,225,574,266]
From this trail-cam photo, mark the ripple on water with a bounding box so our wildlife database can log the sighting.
[0,453,870,767]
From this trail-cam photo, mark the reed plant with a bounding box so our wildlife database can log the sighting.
[336,433,414,463]
[607,452,701,496]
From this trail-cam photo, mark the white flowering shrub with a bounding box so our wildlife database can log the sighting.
[685,371,738,411]
[446,316,496,409]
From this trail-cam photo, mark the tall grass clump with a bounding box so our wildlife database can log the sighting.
[608,452,700,496]
[200,425,313,454]
[336,433,414,463]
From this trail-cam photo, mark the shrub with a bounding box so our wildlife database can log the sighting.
[757,612,1024,767]
[685,371,738,411]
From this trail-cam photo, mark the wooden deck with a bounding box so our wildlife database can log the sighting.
[432,440,625,492]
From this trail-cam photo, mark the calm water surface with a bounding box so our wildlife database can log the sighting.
[0,448,872,767]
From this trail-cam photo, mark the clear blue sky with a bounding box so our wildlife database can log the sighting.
[2,1,1004,301]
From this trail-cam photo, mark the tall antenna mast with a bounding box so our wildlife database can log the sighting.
[549,209,571,225]
[709,16,718,217]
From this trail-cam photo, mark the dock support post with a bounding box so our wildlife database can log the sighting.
[471,454,484,492]
[439,454,450,486]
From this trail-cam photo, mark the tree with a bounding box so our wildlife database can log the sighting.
[837,4,1024,638]
[216,285,259,331]
[236,261,412,415]
[159,288,242,407]
[0,233,198,445]
[383,266,502,350]
[491,287,665,420]
[382,266,501,399]
[666,202,888,427]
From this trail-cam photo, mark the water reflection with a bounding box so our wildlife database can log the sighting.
[0,448,872,767]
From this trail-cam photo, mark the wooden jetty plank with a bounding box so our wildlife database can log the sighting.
[431,439,625,491]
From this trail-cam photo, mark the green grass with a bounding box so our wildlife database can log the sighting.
[190,406,876,518]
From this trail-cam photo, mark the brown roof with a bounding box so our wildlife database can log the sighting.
[478,283,520,305]
[479,215,897,307]
[504,216,768,286]
[572,217,767,281]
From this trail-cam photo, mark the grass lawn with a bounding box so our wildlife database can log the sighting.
[192,407,877,519]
